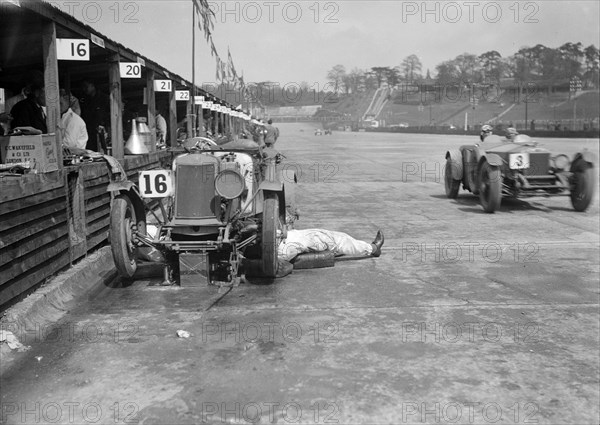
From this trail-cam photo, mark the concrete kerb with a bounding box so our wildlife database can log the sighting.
[1,247,116,371]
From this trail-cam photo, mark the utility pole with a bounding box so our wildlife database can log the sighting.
[429,103,432,126]
[570,77,582,129]
[525,97,528,131]
[191,2,197,137]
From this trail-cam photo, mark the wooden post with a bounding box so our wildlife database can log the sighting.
[146,69,156,148]
[198,103,205,136]
[168,85,177,147]
[109,54,124,160]
[186,94,193,138]
[42,21,63,169]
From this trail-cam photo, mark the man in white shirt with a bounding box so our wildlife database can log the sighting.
[59,90,88,149]
[156,112,167,146]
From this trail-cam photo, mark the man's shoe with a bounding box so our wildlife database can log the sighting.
[371,230,384,257]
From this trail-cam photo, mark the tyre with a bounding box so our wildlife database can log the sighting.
[261,193,279,278]
[110,195,145,278]
[571,164,595,212]
[478,161,502,213]
[445,158,461,198]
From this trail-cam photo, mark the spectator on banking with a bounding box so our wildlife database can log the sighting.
[59,89,88,149]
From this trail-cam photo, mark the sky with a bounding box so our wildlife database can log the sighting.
[48,0,600,87]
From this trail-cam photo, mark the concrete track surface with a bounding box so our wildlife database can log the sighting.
[1,124,599,425]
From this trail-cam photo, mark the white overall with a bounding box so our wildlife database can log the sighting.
[278,229,373,261]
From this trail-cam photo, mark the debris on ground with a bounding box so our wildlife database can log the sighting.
[176,330,191,338]
[0,330,31,352]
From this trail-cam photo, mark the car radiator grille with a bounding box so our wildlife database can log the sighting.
[524,152,550,176]
[175,164,216,218]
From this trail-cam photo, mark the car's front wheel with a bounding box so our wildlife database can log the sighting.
[571,163,595,212]
[445,157,461,199]
[478,161,502,213]
[261,193,280,277]
[110,195,145,278]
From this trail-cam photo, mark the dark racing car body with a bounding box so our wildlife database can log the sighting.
[445,134,596,213]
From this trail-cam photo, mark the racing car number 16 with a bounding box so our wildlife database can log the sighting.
[139,170,173,198]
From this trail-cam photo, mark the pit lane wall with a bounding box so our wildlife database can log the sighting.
[0,151,171,310]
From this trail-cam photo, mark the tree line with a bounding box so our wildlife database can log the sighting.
[327,43,600,94]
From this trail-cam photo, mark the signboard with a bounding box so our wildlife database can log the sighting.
[194,96,205,105]
[154,80,172,92]
[56,39,90,61]
[120,62,142,79]
[139,170,174,198]
[175,90,190,101]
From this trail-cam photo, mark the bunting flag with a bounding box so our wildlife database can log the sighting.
[210,39,218,58]
[227,47,237,80]
[192,1,246,93]
[221,61,227,83]
[192,0,214,41]
[215,56,221,81]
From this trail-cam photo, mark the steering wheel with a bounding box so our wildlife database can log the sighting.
[193,137,219,151]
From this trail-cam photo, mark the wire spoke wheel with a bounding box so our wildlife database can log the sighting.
[110,195,145,278]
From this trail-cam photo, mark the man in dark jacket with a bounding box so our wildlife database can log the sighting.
[79,80,110,152]
[10,84,47,133]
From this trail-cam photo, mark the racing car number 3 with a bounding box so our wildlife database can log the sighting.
[139,170,173,198]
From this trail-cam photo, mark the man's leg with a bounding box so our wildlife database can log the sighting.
[326,230,375,257]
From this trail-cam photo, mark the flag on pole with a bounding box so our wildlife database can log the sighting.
[192,0,215,41]
[227,47,237,80]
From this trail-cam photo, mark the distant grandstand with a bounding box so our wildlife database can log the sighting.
[323,85,599,132]
[266,105,322,121]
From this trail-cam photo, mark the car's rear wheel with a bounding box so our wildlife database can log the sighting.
[261,193,280,277]
[571,163,595,212]
[110,195,146,278]
[479,161,502,213]
[445,158,461,198]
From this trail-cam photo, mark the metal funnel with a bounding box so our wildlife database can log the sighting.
[125,119,149,154]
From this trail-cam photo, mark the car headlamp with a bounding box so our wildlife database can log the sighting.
[215,169,246,199]
[552,154,569,171]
